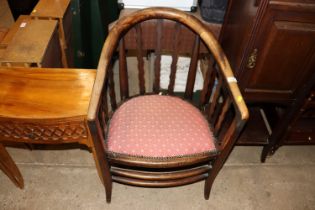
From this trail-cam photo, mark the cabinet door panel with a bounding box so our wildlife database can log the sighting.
[243,14,315,102]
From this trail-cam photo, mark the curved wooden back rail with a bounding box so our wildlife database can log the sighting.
[87,7,249,203]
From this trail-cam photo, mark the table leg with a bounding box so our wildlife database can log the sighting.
[0,143,24,189]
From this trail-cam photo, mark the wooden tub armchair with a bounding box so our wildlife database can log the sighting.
[87,7,249,202]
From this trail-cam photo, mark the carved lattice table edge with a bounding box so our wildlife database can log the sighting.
[0,119,89,143]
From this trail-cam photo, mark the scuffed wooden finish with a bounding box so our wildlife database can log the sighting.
[0,19,62,68]
[30,0,72,67]
[87,7,249,203]
[0,15,30,48]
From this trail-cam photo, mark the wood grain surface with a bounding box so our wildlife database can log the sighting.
[0,67,96,119]
[0,15,30,48]
[0,19,58,64]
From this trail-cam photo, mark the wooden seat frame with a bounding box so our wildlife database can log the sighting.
[87,7,249,203]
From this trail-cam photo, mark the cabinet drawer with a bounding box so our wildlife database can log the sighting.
[0,118,89,143]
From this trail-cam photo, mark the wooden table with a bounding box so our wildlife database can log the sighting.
[0,19,62,68]
[0,67,97,188]
[31,0,72,67]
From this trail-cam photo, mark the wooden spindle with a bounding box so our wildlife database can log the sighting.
[107,62,117,110]
[200,57,216,107]
[153,20,163,93]
[100,104,107,128]
[135,24,145,95]
[119,39,129,100]
[168,23,181,94]
[214,97,232,136]
[102,83,109,119]
[184,35,200,100]
[208,78,223,120]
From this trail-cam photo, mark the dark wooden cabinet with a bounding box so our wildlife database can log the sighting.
[220,0,315,104]
[280,86,315,145]
[261,80,315,162]
[220,0,315,153]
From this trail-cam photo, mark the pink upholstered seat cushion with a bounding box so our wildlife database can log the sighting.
[107,95,217,158]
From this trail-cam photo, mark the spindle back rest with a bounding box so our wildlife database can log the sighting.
[88,8,248,148]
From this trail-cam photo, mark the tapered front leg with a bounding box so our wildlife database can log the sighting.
[0,143,24,189]
[88,121,113,203]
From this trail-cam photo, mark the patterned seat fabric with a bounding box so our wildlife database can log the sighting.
[107,95,217,158]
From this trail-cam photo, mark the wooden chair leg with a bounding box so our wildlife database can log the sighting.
[91,146,112,203]
[261,144,271,163]
[91,146,104,185]
[204,145,236,199]
[0,144,24,189]
[88,122,113,203]
[204,160,219,200]
[105,176,113,203]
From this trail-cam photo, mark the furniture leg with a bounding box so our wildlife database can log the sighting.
[261,143,278,163]
[204,157,224,199]
[205,119,244,199]
[88,121,112,203]
[0,143,24,189]
[90,145,104,185]
[204,149,232,199]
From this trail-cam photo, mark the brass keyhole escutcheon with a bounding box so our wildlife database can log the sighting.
[247,48,258,69]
